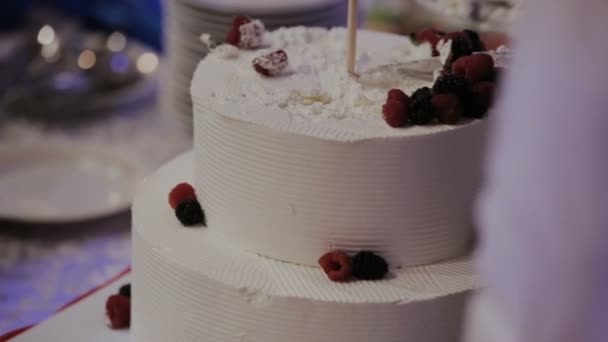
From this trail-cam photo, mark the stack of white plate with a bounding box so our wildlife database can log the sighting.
[415,0,518,32]
[163,0,350,133]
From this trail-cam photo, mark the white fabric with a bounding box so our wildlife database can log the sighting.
[467,0,608,341]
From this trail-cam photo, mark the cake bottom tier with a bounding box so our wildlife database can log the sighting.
[132,152,477,342]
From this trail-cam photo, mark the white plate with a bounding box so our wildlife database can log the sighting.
[0,144,145,223]
[177,0,345,16]
[172,2,347,26]
[415,0,512,32]
[10,274,131,342]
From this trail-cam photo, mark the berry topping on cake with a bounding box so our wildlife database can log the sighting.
[443,32,471,48]
[318,251,353,282]
[387,88,409,103]
[382,100,409,128]
[442,36,473,72]
[106,294,131,329]
[119,284,131,298]
[226,15,265,49]
[409,87,435,125]
[252,50,288,77]
[239,20,266,49]
[450,36,473,60]
[226,15,251,46]
[432,94,464,124]
[467,81,496,118]
[352,251,389,281]
[463,29,486,52]
[452,53,495,83]
[416,28,445,56]
[175,200,206,226]
[451,56,468,76]
[433,74,472,100]
[169,183,197,209]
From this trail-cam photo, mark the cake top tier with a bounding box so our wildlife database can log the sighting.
[192,27,483,142]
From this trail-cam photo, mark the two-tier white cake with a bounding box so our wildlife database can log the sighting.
[132,27,486,341]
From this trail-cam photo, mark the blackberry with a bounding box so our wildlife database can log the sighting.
[352,251,389,280]
[451,37,473,59]
[175,200,206,226]
[433,74,472,100]
[408,87,436,125]
[490,67,506,85]
[444,37,472,72]
[119,284,131,298]
[463,29,486,52]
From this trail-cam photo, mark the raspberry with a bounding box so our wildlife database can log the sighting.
[432,94,463,124]
[467,81,496,118]
[169,183,197,209]
[352,251,389,280]
[318,251,353,282]
[175,200,206,226]
[465,53,495,83]
[382,100,409,128]
[451,56,469,76]
[106,294,130,329]
[238,19,266,49]
[408,87,435,125]
[433,74,472,100]
[118,284,131,298]
[252,50,288,77]
[226,15,251,46]
[463,29,486,52]
[416,28,445,56]
[226,16,265,48]
[387,88,409,103]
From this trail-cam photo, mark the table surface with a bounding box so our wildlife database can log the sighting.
[0,86,190,335]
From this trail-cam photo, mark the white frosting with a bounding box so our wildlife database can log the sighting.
[131,153,476,342]
[438,38,453,65]
[191,28,487,268]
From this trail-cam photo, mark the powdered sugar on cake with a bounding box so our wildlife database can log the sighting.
[239,20,266,49]
[192,27,486,141]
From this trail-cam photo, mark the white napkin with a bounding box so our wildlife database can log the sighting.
[467,1,608,341]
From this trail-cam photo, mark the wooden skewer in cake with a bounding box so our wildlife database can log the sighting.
[347,0,358,75]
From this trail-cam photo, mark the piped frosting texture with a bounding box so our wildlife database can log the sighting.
[131,153,475,342]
